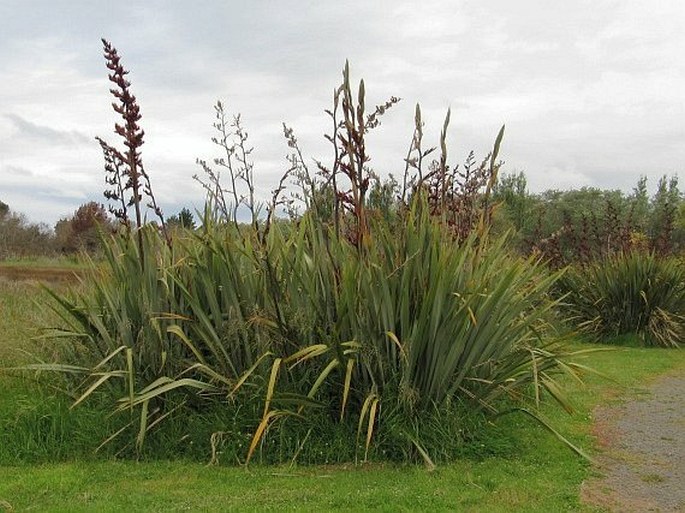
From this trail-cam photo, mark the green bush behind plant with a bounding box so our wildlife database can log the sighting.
[559,252,685,347]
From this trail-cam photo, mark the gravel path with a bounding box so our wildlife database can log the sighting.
[581,371,685,512]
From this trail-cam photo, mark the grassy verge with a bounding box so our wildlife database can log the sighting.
[0,265,87,284]
[1,281,684,512]
[0,457,597,513]
[0,256,88,269]
[0,256,93,284]
[0,279,53,365]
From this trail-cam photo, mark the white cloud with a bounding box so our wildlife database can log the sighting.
[1,0,683,225]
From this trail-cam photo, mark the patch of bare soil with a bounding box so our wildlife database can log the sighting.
[581,371,685,512]
[0,266,82,283]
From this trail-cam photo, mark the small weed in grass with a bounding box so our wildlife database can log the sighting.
[640,473,665,484]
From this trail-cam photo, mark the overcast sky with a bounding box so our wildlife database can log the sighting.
[1,0,684,226]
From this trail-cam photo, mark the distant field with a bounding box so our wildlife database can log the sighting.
[0,266,83,283]
[0,258,88,283]
[0,256,88,268]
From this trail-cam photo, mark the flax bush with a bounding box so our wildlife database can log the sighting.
[38,201,588,464]
[559,252,685,347]
[22,40,592,465]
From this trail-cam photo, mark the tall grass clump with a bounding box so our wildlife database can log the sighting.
[19,40,592,465]
[559,252,685,347]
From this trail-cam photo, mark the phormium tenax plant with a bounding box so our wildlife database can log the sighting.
[20,39,601,467]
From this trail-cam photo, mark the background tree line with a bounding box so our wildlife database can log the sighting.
[355,170,683,264]
[491,173,683,264]
[0,173,680,261]
[0,199,195,259]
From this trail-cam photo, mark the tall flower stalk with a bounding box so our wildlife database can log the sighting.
[97,38,169,264]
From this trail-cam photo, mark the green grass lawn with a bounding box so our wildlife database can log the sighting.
[0,458,590,513]
[1,278,684,512]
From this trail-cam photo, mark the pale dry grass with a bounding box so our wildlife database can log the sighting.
[0,278,65,365]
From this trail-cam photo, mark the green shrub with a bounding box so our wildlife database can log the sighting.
[559,252,685,347]
[15,40,589,466]
[34,203,587,465]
